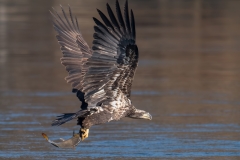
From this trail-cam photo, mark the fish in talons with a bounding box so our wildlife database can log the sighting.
[42,131,81,149]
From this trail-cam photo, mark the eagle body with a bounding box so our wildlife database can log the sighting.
[48,0,152,146]
[78,91,134,129]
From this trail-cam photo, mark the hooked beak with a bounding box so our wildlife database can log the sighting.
[141,112,152,120]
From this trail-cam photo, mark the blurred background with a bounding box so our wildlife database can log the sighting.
[1,0,240,159]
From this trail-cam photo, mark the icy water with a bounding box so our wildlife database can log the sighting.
[1,0,240,159]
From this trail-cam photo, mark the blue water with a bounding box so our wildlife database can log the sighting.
[1,121,240,159]
[1,90,240,159]
[1,95,240,159]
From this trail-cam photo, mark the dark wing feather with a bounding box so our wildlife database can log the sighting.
[50,6,92,109]
[130,9,136,40]
[116,0,126,34]
[124,0,131,36]
[107,3,120,31]
[97,9,114,31]
[83,0,138,106]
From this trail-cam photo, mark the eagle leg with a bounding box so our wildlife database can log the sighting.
[80,128,89,141]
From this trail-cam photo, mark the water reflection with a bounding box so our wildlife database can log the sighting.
[1,0,240,159]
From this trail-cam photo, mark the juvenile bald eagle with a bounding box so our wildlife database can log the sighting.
[42,0,152,148]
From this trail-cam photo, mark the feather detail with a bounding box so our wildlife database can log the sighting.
[51,0,137,111]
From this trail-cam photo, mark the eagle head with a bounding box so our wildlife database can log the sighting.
[128,109,152,120]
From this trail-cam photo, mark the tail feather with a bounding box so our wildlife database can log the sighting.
[52,110,88,126]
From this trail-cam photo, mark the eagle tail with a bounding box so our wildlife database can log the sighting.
[52,110,88,126]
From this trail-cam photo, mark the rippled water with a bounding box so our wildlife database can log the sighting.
[1,0,240,159]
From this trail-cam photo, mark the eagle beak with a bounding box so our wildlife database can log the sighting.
[142,112,152,120]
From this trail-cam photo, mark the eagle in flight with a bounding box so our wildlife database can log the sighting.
[42,0,152,148]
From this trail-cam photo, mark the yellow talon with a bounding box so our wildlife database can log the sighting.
[80,128,89,141]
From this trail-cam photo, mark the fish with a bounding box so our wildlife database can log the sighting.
[42,131,81,149]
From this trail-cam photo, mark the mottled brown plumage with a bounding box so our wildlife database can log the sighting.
[47,0,151,147]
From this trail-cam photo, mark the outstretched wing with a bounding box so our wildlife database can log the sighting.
[50,6,92,109]
[82,0,138,106]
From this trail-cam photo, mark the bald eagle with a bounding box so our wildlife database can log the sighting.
[42,0,152,148]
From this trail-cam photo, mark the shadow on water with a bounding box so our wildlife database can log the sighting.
[1,0,240,159]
